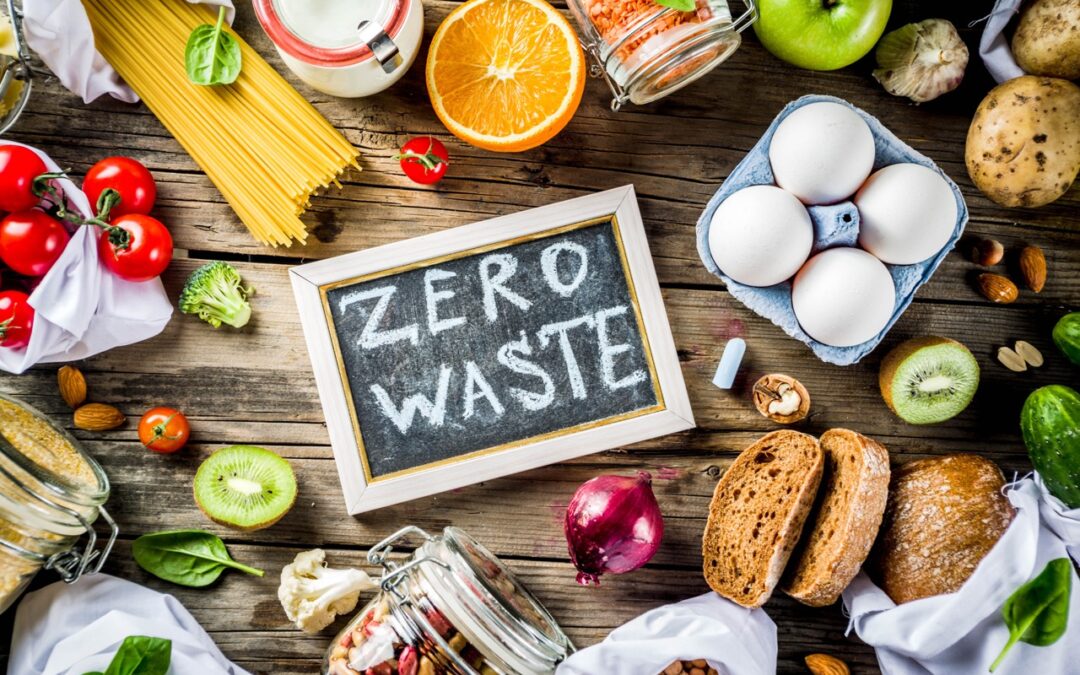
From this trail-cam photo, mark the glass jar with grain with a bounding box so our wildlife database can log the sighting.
[0,393,116,613]
[566,0,756,109]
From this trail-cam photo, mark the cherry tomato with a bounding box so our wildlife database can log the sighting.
[98,214,173,282]
[0,290,34,350]
[83,156,157,217]
[0,210,71,277]
[138,406,190,453]
[0,145,47,213]
[395,137,449,185]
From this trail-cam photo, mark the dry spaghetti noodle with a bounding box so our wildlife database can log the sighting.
[82,0,360,247]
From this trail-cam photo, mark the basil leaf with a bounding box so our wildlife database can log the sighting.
[132,529,264,587]
[184,6,242,86]
[989,557,1072,672]
[82,636,171,675]
[654,0,697,11]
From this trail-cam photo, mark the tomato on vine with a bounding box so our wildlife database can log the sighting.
[138,406,190,454]
[0,210,71,277]
[0,145,47,213]
[83,156,157,217]
[395,137,449,185]
[97,213,173,282]
[0,291,35,350]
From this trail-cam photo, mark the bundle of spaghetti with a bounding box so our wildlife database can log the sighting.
[82,0,360,247]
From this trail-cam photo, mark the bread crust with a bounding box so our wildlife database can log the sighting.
[702,430,824,608]
[869,454,1014,604]
[781,429,891,607]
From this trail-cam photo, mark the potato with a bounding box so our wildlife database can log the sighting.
[965,76,1080,208]
[1011,0,1080,80]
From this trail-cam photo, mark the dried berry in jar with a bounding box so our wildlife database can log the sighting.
[660,659,720,675]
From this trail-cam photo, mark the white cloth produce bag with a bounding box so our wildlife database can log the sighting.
[1036,473,1080,563]
[842,476,1080,675]
[0,140,172,374]
[555,592,777,675]
[976,0,1025,83]
[19,0,234,103]
[8,574,251,675]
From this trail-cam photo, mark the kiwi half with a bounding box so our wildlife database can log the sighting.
[879,336,980,425]
[194,445,297,531]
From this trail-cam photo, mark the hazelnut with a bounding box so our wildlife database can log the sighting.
[752,374,810,424]
[970,238,1004,266]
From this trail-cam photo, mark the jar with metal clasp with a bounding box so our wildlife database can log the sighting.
[1,0,33,136]
[324,526,574,675]
[567,0,757,110]
[0,393,117,614]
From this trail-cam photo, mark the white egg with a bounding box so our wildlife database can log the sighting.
[768,102,876,205]
[856,163,958,265]
[708,185,814,287]
[792,247,896,347]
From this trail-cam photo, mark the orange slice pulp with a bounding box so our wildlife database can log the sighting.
[426,0,586,153]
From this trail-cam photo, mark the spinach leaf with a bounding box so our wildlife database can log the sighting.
[989,557,1072,672]
[82,635,171,675]
[184,6,241,86]
[132,529,263,587]
[654,0,697,11]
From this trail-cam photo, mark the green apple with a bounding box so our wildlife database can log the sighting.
[753,0,893,71]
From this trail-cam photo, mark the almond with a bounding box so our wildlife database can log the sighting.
[73,403,125,431]
[970,238,1004,266]
[1018,245,1047,293]
[805,653,849,675]
[57,366,88,409]
[977,273,1018,304]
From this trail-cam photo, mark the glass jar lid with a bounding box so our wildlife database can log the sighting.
[254,0,411,67]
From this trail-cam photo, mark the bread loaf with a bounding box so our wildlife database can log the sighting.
[869,454,1014,604]
[782,429,891,606]
[702,430,823,608]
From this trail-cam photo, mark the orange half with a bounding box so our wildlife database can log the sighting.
[426,0,586,153]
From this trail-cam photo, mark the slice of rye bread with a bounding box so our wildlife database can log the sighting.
[781,429,891,607]
[702,430,824,608]
[869,454,1015,604]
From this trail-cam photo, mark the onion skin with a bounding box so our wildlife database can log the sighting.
[564,471,664,585]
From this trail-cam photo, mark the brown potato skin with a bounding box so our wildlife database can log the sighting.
[965,76,1080,208]
[1012,0,1080,80]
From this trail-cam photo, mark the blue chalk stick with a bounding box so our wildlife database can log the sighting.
[713,338,746,390]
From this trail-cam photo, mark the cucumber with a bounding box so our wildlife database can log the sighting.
[1022,384,1080,508]
[1053,312,1080,366]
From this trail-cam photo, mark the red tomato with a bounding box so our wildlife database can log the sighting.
[396,137,449,185]
[0,210,71,277]
[98,214,173,282]
[83,156,157,217]
[138,406,190,453]
[0,290,34,349]
[0,145,47,213]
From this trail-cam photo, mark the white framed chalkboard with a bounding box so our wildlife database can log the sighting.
[291,186,694,514]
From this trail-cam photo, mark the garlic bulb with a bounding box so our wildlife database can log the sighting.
[873,19,968,103]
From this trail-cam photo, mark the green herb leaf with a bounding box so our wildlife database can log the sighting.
[989,557,1072,672]
[81,636,171,675]
[132,529,264,587]
[184,6,242,86]
[654,0,697,12]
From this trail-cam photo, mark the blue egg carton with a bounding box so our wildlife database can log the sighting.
[695,94,969,366]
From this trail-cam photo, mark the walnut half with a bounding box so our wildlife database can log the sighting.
[751,373,810,424]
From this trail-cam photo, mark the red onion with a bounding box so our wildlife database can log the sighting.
[564,471,663,585]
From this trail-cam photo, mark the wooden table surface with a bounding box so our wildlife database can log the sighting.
[2,0,1078,673]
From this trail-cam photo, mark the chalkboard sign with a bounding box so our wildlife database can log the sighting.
[292,187,694,514]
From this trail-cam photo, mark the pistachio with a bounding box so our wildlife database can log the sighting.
[997,346,1028,372]
[752,374,810,424]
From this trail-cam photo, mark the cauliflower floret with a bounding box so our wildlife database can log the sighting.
[278,549,376,633]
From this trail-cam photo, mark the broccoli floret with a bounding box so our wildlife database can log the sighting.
[179,261,254,328]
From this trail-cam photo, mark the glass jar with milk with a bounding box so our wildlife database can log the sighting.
[253,0,423,97]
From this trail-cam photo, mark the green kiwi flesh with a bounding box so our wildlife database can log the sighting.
[194,445,297,531]
[887,342,980,424]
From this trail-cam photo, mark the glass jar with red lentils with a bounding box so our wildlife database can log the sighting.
[323,526,573,675]
[567,0,756,109]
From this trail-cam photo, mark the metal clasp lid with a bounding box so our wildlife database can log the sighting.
[1,0,34,136]
[44,505,118,583]
[368,525,450,601]
[357,19,402,75]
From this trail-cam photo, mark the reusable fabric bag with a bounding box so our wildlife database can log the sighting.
[8,573,251,674]
[555,592,777,675]
[0,140,172,374]
[842,476,1080,675]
